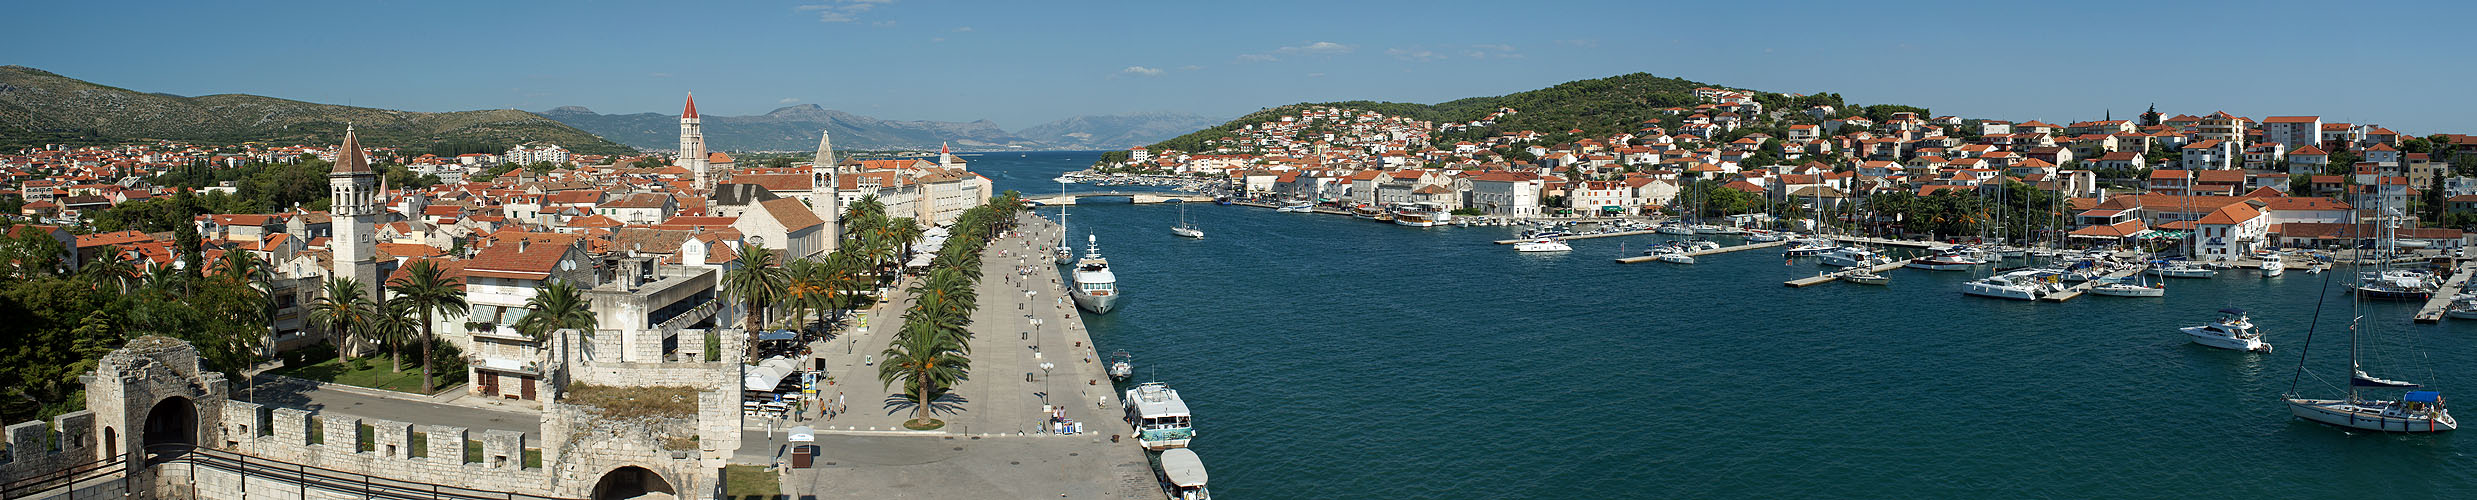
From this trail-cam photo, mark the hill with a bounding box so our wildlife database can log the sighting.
[1147,72,1852,152]
[0,66,635,155]
[1011,112,1225,150]
[541,104,1048,152]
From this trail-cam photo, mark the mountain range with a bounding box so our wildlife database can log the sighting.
[0,66,635,155]
[540,105,1219,152]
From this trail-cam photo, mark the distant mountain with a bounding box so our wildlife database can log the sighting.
[1011,112,1225,151]
[540,104,1047,152]
[0,66,634,155]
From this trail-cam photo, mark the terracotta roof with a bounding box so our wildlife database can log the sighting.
[333,127,373,174]
[682,93,699,119]
[466,232,581,280]
[758,198,824,231]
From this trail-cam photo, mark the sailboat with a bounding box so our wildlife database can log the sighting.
[2090,266,2165,297]
[2282,193,2454,433]
[1170,201,1204,238]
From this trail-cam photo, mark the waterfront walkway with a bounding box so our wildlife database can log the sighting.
[778,213,1156,499]
[2415,260,2477,323]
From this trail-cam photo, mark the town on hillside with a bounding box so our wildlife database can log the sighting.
[1101,94,2477,255]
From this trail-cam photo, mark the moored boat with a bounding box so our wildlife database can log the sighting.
[1125,382,1196,450]
[1514,238,1572,253]
[1158,448,1211,500]
[1069,235,1119,314]
[2179,308,2270,352]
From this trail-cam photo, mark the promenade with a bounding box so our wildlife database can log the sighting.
[775,213,1157,499]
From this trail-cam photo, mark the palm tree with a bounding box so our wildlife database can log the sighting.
[877,316,970,429]
[722,245,789,350]
[885,217,924,265]
[306,277,373,356]
[388,259,467,391]
[369,299,417,372]
[514,280,597,343]
[77,245,139,293]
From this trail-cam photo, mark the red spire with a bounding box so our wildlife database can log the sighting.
[682,93,699,119]
[940,142,950,155]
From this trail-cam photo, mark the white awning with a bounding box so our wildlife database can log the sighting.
[1160,448,1207,487]
[787,426,814,442]
[742,357,803,391]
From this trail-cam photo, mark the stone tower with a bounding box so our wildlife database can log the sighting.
[678,93,709,193]
[330,126,380,300]
[812,130,841,253]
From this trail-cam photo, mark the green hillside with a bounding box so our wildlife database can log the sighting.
[0,66,635,155]
[1148,72,1856,152]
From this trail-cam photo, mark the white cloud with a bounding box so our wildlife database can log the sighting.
[796,0,891,23]
[1386,48,1445,62]
[780,97,802,104]
[1276,41,1352,55]
[1121,66,1165,77]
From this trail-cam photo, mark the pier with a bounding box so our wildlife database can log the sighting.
[1614,239,1789,264]
[1024,191,1213,205]
[1782,260,1907,287]
[2413,260,2477,323]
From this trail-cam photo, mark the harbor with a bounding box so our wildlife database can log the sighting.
[982,152,2477,498]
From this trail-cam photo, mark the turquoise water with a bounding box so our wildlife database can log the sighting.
[966,152,2477,498]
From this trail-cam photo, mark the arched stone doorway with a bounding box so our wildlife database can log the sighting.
[591,466,676,500]
[141,396,197,463]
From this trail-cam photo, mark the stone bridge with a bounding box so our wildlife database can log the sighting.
[1021,191,1214,205]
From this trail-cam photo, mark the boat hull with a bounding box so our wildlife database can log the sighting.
[2352,286,2433,301]
[2089,285,2165,297]
[1072,290,1117,314]
[2149,268,2218,279]
[1844,275,1889,285]
[1961,281,2041,300]
[2179,326,2270,352]
[1657,255,1695,264]
[1907,261,1974,271]
[2287,399,2457,432]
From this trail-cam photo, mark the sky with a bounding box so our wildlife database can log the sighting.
[6,0,2474,134]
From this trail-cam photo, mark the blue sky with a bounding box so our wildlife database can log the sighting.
[7,0,2472,134]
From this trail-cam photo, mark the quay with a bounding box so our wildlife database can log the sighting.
[1614,239,1789,264]
[2413,260,2477,323]
[1782,260,1907,287]
[2042,266,2146,302]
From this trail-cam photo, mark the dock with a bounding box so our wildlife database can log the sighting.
[1823,236,1943,249]
[2042,266,2145,302]
[1499,229,1665,245]
[2413,260,2476,323]
[1614,239,1789,264]
[1783,260,1908,287]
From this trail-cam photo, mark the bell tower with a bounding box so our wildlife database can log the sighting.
[328,126,380,300]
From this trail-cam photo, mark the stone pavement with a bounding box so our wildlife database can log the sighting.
[243,374,542,439]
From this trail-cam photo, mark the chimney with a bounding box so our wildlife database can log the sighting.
[519,238,530,253]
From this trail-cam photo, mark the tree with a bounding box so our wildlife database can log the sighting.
[514,280,596,343]
[306,278,373,358]
[877,317,969,429]
[722,245,788,348]
[369,299,418,372]
[388,259,467,391]
[75,246,139,294]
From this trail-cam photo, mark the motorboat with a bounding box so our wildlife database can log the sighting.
[1108,351,1134,382]
[1783,240,1835,257]
[1514,238,1572,253]
[2180,308,2270,353]
[1656,224,1696,235]
[1682,239,1722,252]
[2148,260,2218,278]
[1277,203,1314,213]
[1747,231,1787,242]
[2260,254,2285,277]
[1158,448,1211,500]
[1819,246,1879,268]
[2089,282,2165,297]
[1069,235,1119,314]
[1842,271,1889,285]
[1125,382,1196,450]
[1961,271,2053,300]
[1906,253,1980,271]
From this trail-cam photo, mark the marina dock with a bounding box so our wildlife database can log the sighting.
[1499,229,1665,245]
[2042,267,2146,302]
[1823,236,1942,249]
[1614,239,1789,264]
[2413,260,2477,323]
[1783,260,1908,287]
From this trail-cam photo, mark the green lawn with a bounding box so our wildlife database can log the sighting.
[265,357,461,395]
[720,464,780,500]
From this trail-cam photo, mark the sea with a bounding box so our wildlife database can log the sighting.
[961,150,2477,498]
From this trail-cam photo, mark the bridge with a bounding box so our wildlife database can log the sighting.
[1022,191,1214,205]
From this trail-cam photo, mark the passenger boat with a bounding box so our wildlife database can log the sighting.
[1069,235,1119,314]
[1393,202,1452,227]
[1351,205,1385,220]
[1158,448,1211,500]
[2180,308,2269,352]
[1125,382,1196,450]
[1514,238,1571,253]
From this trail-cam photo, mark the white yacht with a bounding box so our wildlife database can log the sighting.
[2089,281,2165,297]
[1905,253,1980,271]
[1646,245,1695,264]
[2259,254,2285,277]
[1961,271,2051,301]
[2148,260,2217,278]
[1682,240,1722,252]
[1125,382,1195,450]
[1783,240,1834,257]
[1655,224,1696,235]
[1842,271,1889,286]
[2180,308,2269,352]
[1747,231,1787,242]
[1277,203,1314,213]
[1514,238,1572,253]
[1818,246,1879,267]
[1069,235,1119,314]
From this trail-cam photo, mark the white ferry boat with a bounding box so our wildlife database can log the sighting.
[1070,235,1119,314]
[1125,382,1195,450]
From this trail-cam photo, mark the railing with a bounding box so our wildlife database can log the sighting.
[149,445,582,500]
[0,454,125,499]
